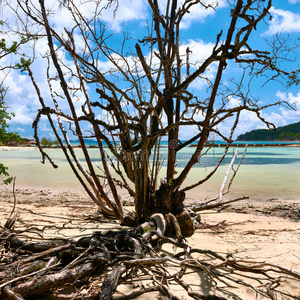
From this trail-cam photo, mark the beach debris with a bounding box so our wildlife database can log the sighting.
[1,212,299,300]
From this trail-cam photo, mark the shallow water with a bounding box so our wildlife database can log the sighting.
[0,146,299,201]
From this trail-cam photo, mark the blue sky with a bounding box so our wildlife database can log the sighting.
[1,0,300,141]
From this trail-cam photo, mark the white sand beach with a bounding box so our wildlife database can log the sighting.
[0,186,299,299]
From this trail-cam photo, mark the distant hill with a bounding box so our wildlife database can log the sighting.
[236,122,300,141]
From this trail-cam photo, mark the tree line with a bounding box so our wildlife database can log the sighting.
[237,121,300,141]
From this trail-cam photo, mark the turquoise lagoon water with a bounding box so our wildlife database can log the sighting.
[0,145,299,201]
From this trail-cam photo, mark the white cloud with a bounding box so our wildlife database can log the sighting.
[8,126,26,134]
[207,92,300,140]
[8,104,34,125]
[276,90,300,107]
[289,0,300,4]
[15,127,25,132]
[50,0,148,33]
[226,96,241,109]
[215,109,283,140]
[275,90,300,121]
[266,7,300,35]
[156,0,227,30]
[3,0,147,46]
[188,74,213,90]
[179,0,227,29]
[1,0,148,141]
[178,39,217,90]
[100,0,147,32]
[2,68,40,126]
[96,38,218,92]
[180,39,215,64]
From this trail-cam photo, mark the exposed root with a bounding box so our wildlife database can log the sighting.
[0,216,299,300]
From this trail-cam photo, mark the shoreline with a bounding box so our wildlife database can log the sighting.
[0,146,39,151]
[2,185,299,219]
[1,141,300,152]
[1,145,299,201]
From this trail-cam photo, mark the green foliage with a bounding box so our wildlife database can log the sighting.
[0,21,37,184]
[0,90,23,184]
[237,122,300,141]
[278,131,300,140]
[0,21,36,72]
[40,137,59,147]
[0,163,13,185]
[0,38,18,54]
[15,57,31,72]
[0,101,24,145]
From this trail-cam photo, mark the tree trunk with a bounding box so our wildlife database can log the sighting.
[133,183,197,237]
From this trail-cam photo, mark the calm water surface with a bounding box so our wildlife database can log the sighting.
[1,146,299,201]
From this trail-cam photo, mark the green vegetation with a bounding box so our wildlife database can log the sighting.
[0,88,24,184]
[0,20,30,146]
[0,93,17,183]
[40,137,59,147]
[1,20,34,72]
[237,122,300,141]
[0,21,36,184]
[0,93,24,146]
[0,163,13,185]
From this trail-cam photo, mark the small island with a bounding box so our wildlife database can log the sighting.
[237,121,300,141]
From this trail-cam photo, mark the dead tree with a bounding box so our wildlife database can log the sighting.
[9,0,299,234]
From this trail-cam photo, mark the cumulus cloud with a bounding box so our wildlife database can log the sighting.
[211,93,299,140]
[226,90,300,139]
[14,127,25,133]
[226,96,242,109]
[265,7,300,35]
[276,90,300,106]
[178,39,217,90]
[2,1,298,142]
[99,0,148,32]
[8,104,35,125]
[179,0,227,29]
[180,39,215,63]
[4,0,147,34]
[61,0,147,33]
[155,0,228,30]
[1,0,148,140]
[95,37,218,93]
[178,109,266,141]
[214,109,285,140]
[275,90,300,121]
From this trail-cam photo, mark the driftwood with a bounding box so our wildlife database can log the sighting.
[1,210,299,300]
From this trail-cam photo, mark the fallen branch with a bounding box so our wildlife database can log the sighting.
[191,196,249,212]
[4,177,19,230]
[1,221,299,300]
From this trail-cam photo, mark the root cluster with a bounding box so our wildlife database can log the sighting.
[0,213,299,300]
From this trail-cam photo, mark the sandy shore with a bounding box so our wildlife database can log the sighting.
[0,186,299,299]
[1,143,300,152]
[0,146,38,151]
